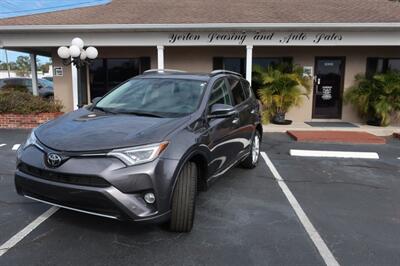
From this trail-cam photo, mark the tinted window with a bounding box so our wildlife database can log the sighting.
[366,57,400,78]
[253,57,293,72]
[228,77,246,105]
[388,59,400,72]
[209,79,232,106]
[213,57,245,76]
[241,79,251,98]
[39,79,53,88]
[89,57,151,100]
[213,57,293,76]
[96,78,207,117]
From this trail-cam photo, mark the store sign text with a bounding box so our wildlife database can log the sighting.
[168,32,343,45]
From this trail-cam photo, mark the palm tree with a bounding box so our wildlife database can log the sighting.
[345,72,400,126]
[253,65,311,124]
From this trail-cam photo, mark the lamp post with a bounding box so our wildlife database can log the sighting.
[57,38,98,108]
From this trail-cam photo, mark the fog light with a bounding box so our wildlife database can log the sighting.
[144,193,155,204]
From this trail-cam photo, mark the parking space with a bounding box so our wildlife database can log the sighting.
[262,133,400,266]
[0,129,49,246]
[0,130,399,265]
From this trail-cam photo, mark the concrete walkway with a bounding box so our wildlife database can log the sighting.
[263,122,400,136]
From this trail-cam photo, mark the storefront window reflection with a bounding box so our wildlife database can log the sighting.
[89,57,150,99]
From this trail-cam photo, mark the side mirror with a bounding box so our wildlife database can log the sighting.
[207,104,236,119]
[91,97,102,105]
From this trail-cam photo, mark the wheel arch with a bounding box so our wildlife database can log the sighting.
[168,148,210,207]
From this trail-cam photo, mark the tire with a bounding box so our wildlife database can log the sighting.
[240,131,261,169]
[169,162,197,232]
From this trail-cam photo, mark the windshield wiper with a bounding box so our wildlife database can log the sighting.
[92,106,116,114]
[117,111,164,118]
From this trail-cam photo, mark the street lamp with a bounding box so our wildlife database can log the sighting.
[57,38,98,108]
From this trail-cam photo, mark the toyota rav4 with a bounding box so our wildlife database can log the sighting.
[15,69,262,232]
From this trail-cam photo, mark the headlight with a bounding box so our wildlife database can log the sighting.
[108,141,169,166]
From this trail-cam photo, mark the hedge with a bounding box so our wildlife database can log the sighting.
[0,89,63,114]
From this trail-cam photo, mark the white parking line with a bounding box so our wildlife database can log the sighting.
[12,144,21,150]
[0,144,6,148]
[261,152,340,266]
[290,149,379,159]
[0,207,59,257]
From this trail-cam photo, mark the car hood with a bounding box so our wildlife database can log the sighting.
[35,108,190,152]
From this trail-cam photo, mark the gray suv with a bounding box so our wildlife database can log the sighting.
[15,69,262,232]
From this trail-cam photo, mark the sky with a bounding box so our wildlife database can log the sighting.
[0,49,51,64]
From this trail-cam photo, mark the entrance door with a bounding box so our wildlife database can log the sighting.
[313,57,345,119]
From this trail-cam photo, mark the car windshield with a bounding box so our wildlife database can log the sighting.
[95,78,207,118]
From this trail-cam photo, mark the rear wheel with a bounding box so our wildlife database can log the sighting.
[240,131,261,169]
[169,162,197,232]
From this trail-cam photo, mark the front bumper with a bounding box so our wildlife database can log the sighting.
[15,145,179,223]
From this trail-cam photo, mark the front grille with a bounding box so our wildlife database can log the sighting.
[18,162,110,188]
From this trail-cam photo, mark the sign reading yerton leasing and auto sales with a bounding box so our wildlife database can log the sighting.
[168,32,344,45]
[1,30,400,47]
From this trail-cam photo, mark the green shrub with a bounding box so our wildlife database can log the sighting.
[253,65,311,123]
[345,72,400,126]
[1,84,29,93]
[0,89,63,114]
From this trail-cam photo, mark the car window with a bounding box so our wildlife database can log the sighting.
[208,79,233,106]
[228,77,246,105]
[39,79,53,87]
[7,79,19,85]
[22,79,32,87]
[241,79,251,98]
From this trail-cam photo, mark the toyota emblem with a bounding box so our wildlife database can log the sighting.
[46,153,62,168]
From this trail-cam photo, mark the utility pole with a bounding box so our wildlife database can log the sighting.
[4,49,11,78]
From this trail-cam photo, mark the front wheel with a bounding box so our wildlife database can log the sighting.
[240,131,261,169]
[169,162,197,232]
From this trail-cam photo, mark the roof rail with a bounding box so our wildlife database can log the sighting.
[143,69,186,74]
[210,70,242,77]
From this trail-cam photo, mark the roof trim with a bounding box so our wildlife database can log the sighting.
[1,23,400,32]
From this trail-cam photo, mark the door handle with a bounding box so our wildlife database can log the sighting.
[232,117,240,124]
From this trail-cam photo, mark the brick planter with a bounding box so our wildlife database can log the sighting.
[0,112,64,129]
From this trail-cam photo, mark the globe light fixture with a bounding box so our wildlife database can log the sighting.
[69,45,81,58]
[85,46,98,60]
[57,38,98,108]
[57,46,70,59]
[80,50,87,60]
[57,37,98,68]
[71,37,84,49]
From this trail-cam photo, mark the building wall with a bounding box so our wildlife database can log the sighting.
[52,52,73,112]
[167,46,400,123]
[52,46,400,124]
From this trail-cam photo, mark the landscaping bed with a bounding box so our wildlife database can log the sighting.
[0,89,63,128]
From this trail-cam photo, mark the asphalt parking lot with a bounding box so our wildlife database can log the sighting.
[0,129,399,266]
